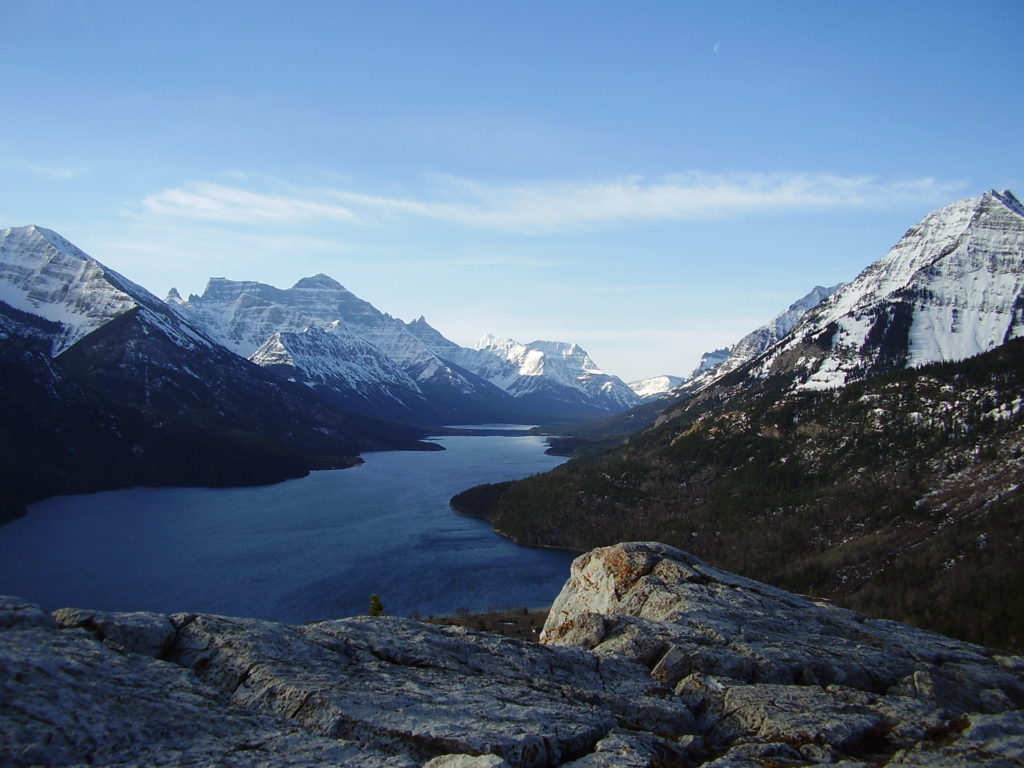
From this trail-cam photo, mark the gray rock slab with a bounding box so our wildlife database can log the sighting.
[165,611,695,767]
[887,710,1024,766]
[4,542,1024,767]
[423,756,511,768]
[0,621,401,767]
[542,542,1024,764]
[0,594,55,630]
[53,606,175,657]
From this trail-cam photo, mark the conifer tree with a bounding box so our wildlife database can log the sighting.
[368,593,384,617]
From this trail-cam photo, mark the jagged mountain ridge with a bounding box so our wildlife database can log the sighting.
[406,318,642,418]
[0,226,435,521]
[176,276,525,423]
[177,276,640,423]
[174,275,459,421]
[675,189,1023,399]
[551,285,846,438]
[475,335,640,411]
[756,189,1024,390]
[682,283,843,394]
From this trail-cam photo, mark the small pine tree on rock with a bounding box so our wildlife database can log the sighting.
[368,593,384,617]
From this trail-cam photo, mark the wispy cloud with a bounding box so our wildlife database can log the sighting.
[138,172,967,232]
[0,158,90,179]
[0,142,90,179]
[92,223,368,295]
[141,182,359,223]
[23,162,90,179]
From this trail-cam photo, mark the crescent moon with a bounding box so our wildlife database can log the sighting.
[713,42,721,54]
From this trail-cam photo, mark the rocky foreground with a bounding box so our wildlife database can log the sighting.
[2,543,1023,767]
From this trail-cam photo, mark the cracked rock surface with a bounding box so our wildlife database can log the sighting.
[543,542,1024,766]
[3,543,1024,766]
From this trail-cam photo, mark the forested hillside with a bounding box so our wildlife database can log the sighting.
[453,338,1024,650]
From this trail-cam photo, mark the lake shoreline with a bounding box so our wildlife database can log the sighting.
[0,434,573,624]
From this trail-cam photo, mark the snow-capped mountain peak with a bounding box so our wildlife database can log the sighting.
[0,225,212,356]
[628,375,685,401]
[0,225,140,355]
[757,189,1024,390]
[468,335,640,410]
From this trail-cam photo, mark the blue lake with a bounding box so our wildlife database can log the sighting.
[0,434,575,624]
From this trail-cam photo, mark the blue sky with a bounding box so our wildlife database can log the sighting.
[2,0,1021,381]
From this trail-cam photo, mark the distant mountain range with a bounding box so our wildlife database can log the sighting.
[627,374,685,401]
[170,274,643,423]
[450,189,1024,651]
[0,226,436,520]
[682,283,843,388]
[0,223,645,518]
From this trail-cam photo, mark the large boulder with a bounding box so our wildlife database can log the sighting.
[542,542,1024,765]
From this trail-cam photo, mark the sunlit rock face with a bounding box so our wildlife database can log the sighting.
[543,542,1024,765]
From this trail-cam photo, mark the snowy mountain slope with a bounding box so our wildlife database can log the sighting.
[682,284,843,395]
[689,348,729,378]
[404,321,522,390]
[755,189,1024,390]
[178,276,520,422]
[407,316,641,414]
[176,276,430,409]
[251,326,434,419]
[628,375,685,401]
[181,274,644,421]
[728,284,842,367]
[0,225,213,356]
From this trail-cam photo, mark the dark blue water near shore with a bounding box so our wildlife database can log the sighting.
[0,435,574,623]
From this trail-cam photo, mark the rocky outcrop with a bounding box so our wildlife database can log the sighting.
[542,543,1024,766]
[3,543,1023,767]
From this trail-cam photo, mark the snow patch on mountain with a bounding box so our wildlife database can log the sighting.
[628,375,685,401]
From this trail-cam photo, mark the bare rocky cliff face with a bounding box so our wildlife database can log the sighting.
[3,543,1023,767]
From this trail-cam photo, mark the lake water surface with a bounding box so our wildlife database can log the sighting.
[0,434,575,623]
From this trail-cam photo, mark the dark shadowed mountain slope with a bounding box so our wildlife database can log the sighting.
[454,337,1024,651]
[0,226,436,521]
